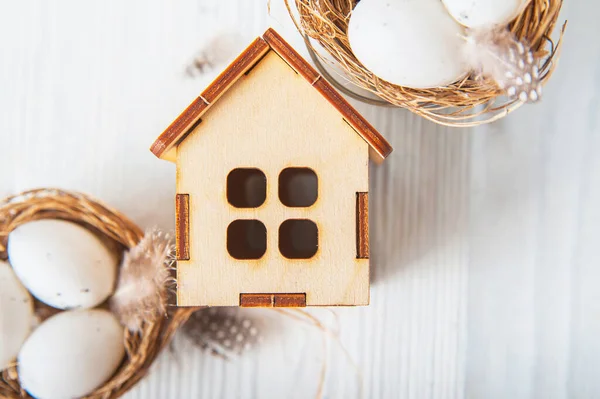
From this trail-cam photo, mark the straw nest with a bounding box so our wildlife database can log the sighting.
[0,188,195,399]
[285,0,565,126]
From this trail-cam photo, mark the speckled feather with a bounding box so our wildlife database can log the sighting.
[464,27,542,103]
[182,307,261,357]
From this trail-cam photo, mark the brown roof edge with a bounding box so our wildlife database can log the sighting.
[150,28,392,161]
[262,28,392,160]
[150,37,270,159]
[150,97,208,158]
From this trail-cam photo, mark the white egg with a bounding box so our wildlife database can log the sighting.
[348,0,468,88]
[0,261,34,370]
[18,309,125,399]
[8,220,118,310]
[442,0,530,28]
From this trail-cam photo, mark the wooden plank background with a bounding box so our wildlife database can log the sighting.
[0,1,598,398]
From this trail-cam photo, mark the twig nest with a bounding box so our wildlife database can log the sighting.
[7,220,118,310]
[0,261,34,370]
[287,0,563,126]
[17,309,125,399]
[0,189,195,399]
[348,0,467,88]
[442,0,530,28]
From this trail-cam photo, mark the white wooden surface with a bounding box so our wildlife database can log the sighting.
[0,1,598,398]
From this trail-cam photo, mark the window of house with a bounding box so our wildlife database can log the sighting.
[279,219,318,259]
[278,168,318,207]
[227,168,266,208]
[227,219,267,259]
[226,167,319,260]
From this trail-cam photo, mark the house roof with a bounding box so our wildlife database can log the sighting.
[150,28,393,162]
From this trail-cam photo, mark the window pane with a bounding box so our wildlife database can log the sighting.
[227,168,266,208]
[227,220,267,259]
[278,168,318,207]
[279,219,318,259]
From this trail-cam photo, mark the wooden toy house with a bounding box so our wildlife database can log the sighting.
[150,28,392,307]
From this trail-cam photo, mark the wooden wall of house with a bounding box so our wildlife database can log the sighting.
[176,51,370,306]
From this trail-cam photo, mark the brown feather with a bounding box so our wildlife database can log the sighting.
[109,228,174,332]
[185,33,242,77]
